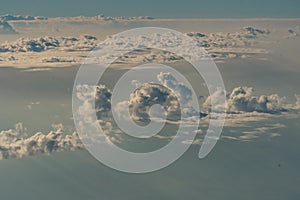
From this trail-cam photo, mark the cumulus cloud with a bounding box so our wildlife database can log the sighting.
[113,72,202,122]
[75,84,112,120]
[157,72,192,106]
[200,86,300,142]
[204,87,287,114]
[0,123,83,160]
[74,73,300,146]
[294,94,300,109]
[0,35,98,53]
[128,83,181,121]
[188,26,270,49]
[76,72,299,125]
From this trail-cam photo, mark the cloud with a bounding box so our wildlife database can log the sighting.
[0,123,83,160]
[0,21,17,34]
[157,72,193,106]
[75,84,112,120]
[113,72,201,122]
[204,87,287,114]
[244,26,270,36]
[294,94,300,109]
[0,26,270,67]
[0,14,47,21]
[75,72,300,147]
[76,72,299,124]
[51,15,154,22]
[220,122,286,142]
[0,14,154,22]
[128,83,181,121]
[0,35,98,53]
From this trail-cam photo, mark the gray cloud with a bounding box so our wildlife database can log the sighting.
[0,15,47,21]
[0,21,17,34]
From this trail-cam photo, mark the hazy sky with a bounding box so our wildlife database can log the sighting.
[0,0,299,18]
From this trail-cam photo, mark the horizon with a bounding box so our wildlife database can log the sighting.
[2,13,300,20]
[1,0,300,18]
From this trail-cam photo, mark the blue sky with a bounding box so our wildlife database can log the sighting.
[0,0,299,18]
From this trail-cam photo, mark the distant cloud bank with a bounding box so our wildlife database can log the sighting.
[0,14,153,22]
[0,26,270,67]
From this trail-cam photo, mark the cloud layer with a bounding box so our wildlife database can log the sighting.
[0,26,270,67]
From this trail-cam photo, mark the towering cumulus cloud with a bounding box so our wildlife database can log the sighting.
[114,72,201,122]
[128,83,181,121]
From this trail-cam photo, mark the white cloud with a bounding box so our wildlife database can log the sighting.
[0,35,97,53]
[204,87,287,114]
[0,26,270,68]
[294,94,300,109]
[75,84,112,119]
[128,82,181,121]
[0,123,83,160]
[74,72,300,147]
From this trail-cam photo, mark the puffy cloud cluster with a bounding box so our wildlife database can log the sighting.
[187,26,270,48]
[108,27,271,65]
[76,73,298,122]
[0,26,270,67]
[75,71,204,124]
[76,72,298,125]
[96,28,269,64]
[204,87,287,114]
[0,124,83,160]
[0,35,97,53]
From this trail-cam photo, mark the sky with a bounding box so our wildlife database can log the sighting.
[0,0,299,18]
